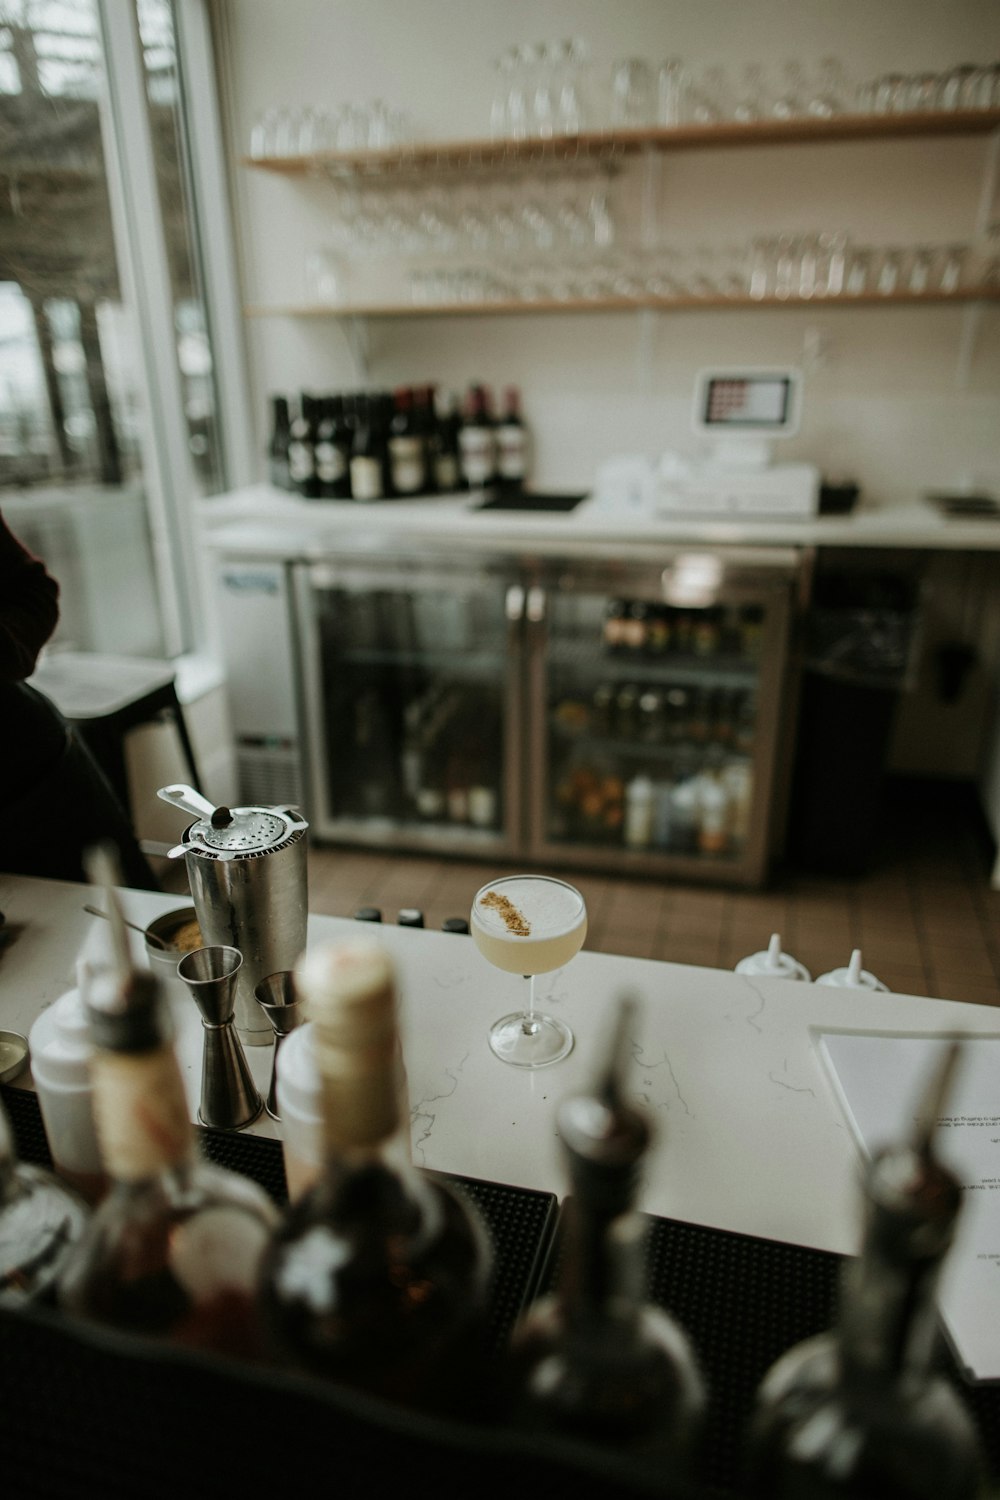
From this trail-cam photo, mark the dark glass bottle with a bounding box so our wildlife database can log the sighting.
[603,598,628,653]
[257,939,493,1416]
[746,1044,985,1500]
[412,385,437,491]
[387,386,427,496]
[315,394,351,498]
[288,393,319,498]
[507,997,706,1467]
[58,928,278,1357]
[267,394,292,491]
[458,383,497,491]
[431,387,462,492]
[495,385,529,494]
[349,394,385,502]
[0,1098,89,1306]
[339,392,360,497]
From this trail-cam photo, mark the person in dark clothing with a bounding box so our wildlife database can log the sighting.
[0,508,160,890]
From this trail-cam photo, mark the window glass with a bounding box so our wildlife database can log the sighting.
[0,0,224,657]
[136,0,222,495]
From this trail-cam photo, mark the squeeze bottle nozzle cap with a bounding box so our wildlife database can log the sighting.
[815,948,888,991]
[734,932,811,981]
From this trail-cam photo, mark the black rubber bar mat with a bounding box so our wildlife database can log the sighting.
[535,1204,1000,1496]
[4,1081,998,1498]
[0,1082,557,1358]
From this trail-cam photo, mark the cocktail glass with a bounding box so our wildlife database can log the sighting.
[470,875,587,1068]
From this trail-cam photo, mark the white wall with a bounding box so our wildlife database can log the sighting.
[212,0,1000,506]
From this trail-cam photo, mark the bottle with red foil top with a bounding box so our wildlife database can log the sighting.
[58,921,278,1357]
[457,383,497,492]
[495,385,530,494]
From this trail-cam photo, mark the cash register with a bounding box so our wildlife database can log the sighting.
[655,366,820,518]
[587,367,821,520]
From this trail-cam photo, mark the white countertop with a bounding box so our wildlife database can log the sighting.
[4,872,998,1262]
[197,485,1000,558]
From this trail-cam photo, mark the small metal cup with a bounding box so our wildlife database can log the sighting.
[254,970,306,1121]
[177,945,263,1131]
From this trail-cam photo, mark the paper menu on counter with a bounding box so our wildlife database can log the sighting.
[818,1030,1000,1384]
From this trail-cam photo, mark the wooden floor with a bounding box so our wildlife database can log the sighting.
[303,778,1000,1007]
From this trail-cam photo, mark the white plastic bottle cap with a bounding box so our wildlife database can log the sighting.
[815,948,888,991]
[735,932,812,982]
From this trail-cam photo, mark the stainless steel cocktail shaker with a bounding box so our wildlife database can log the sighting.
[157,784,309,1046]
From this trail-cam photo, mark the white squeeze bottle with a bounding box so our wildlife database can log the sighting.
[735,932,811,982]
[28,962,107,1203]
[815,948,888,991]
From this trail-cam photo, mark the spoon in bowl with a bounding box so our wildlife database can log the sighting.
[83,903,169,950]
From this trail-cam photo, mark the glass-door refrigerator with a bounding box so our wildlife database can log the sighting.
[294,553,524,856]
[524,547,800,885]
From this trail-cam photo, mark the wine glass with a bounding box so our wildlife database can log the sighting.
[470,874,587,1068]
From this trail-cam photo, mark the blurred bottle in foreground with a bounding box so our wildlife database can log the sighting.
[257,938,493,1416]
[0,1096,89,1306]
[58,852,278,1356]
[746,1041,984,1499]
[506,995,706,1469]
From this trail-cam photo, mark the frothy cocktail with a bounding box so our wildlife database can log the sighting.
[471,876,587,976]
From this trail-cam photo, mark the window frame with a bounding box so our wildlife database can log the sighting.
[96,0,253,658]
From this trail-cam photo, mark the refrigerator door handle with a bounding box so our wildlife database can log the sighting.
[526,585,546,624]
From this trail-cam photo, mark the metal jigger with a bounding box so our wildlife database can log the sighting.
[177,946,263,1130]
[253,970,306,1121]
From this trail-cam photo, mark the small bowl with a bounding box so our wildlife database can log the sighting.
[143,906,204,971]
[0,1029,30,1084]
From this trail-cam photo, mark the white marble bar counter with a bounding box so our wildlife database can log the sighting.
[196,485,1000,561]
[4,873,998,1262]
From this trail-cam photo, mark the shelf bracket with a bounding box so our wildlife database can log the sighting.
[957,126,1000,389]
[340,314,371,383]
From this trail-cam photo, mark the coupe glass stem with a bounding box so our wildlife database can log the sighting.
[522,974,539,1035]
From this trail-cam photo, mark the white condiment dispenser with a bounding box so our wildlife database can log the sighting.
[735,932,811,982]
[815,948,888,991]
[28,962,106,1202]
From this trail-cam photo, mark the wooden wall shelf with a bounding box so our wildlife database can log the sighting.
[246,286,1000,319]
[242,108,1000,179]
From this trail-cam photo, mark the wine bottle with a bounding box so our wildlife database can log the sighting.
[507,996,706,1466]
[57,884,279,1357]
[387,386,427,497]
[458,383,497,491]
[267,394,292,491]
[413,384,437,492]
[746,1041,985,1499]
[314,394,351,499]
[349,394,385,502]
[0,1097,90,1306]
[431,387,462,493]
[339,392,360,498]
[257,938,493,1415]
[288,393,319,499]
[495,385,529,494]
